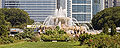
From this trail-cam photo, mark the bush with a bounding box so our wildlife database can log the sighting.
[15,29,35,40]
[58,30,66,34]
[111,24,116,36]
[81,34,120,48]
[41,34,69,41]
[0,36,17,44]
[79,33,94,45]
[30,36,40,42]
[102,23,108,34]
[41,29,69,41]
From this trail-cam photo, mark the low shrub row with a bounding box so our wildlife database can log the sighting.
[80,33,120,48]
[41,26,70,41]
[41,34,69,41]
[15,29,40,42]
[0,36,18,44]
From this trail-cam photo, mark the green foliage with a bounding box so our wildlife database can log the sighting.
[92,7,120,30]
[0,36,17,44]
[45,29,66,35]
[0,8,34,44]
[110,24,116,36]
[30,36,40,42]
[15,29,35,40]
[102,23,109,34]
[56,26,60,30]
[79,33,94,45]
[45,30,55,35]
[41,34,69,41]
[58,30,66,34]
[41,29,69,41]
[0,12,7,25]
[15,29,40,42]
[81,34,120,48]
[0,8,34,27]
[0,25,9,36]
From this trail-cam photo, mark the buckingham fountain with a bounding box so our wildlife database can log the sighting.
[40,7,101,35]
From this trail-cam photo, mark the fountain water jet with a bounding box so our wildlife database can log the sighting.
[42,7,101,35]
[43,7,73,27]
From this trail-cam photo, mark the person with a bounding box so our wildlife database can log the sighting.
[42,30,45,34]
[74,30,77,34]
[70,30,72,34]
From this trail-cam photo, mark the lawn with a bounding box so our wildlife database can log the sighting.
[0,41,88,48]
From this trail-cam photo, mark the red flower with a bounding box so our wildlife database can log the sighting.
[89,39,93,42]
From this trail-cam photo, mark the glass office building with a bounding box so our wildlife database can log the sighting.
[67,0,72,18]
[104,0,120,8]
[72,0,92,23]
[2,0,57,22]
[115,0,120,6]
[93,0,104,15]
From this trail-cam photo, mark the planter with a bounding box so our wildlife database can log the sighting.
[52,40,57,42]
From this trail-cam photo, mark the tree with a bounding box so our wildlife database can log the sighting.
[0,25,8,36]
[0,12,10,37]
[92,7,120,30]
[110,24,116,36]
[0,12,6,25]
[102,23,109,34]
[0,8,34,27]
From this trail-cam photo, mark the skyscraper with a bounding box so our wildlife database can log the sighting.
[67,0,72,18]
[114,0,120,6]
[2,0,57,22]
[0,0,108,23]
[0,0,2,8]
[105,0,120,8]
[72,0,93,23]
[93,0,104,15]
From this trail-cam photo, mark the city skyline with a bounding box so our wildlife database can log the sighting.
[1,0,120,23]
[2,0,57,22]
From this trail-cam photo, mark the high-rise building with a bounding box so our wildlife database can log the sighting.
[105,0,120,8]
[115,0,120,6]
[67,0,72,18]
[0,0,2,8]
[72,0,93,23]
[105,0,114,8]
[2,0,57,22]
[0,0,108,23]
[93,0,104,15]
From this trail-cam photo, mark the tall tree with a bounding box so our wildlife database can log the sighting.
[110,24,116,36]
[0,11,9,36]
[0,8,34,27]
[92,7,120,30]
[102,23,109,34]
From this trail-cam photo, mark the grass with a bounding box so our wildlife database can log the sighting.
[0,41,88,48]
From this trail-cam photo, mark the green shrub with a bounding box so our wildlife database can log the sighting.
[79,33,94,45]
[0,36,17,44]
[102,23,109,34]
[56,26,60,30]
[41,35,51,41]
[15,29,35,40]
[58,30,66,34]
[30,36,40,42]
[41,34,69,41]
[111,24,116,36]
[41,29,69,41]
[45,30,53,35]
[82,34,120,48]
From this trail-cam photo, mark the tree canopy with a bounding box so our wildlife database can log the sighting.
[0,8,34,27]
[0,8,34,36]
[92,7,120,30]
